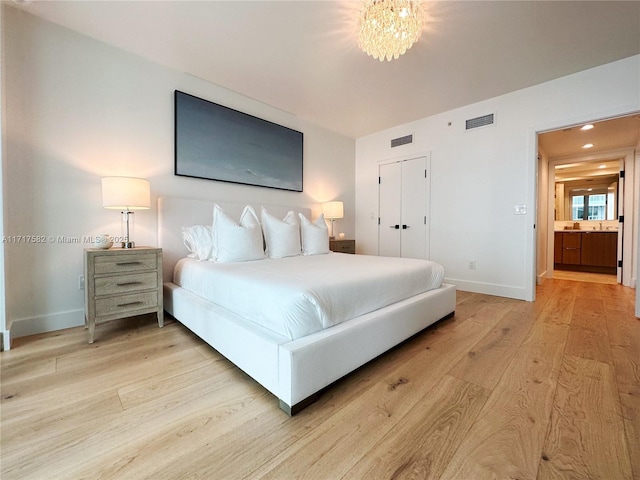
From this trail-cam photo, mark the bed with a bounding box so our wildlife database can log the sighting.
[159,197,456,415]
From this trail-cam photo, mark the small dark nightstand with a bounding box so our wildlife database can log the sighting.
[329,239,356,254]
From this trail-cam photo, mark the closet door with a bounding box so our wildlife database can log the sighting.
[378,162,402,257]
[378,156,428,259]
[400,157,427,259]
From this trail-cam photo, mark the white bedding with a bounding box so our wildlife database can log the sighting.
[173,253,444,340]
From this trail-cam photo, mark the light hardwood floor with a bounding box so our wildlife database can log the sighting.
[1,279,638,479]
[552,270,618,285]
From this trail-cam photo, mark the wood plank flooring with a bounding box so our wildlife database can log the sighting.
[552,270,618,285]
[1,279,638,480]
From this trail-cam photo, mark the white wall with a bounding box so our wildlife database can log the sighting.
[0,3,9,349]
[3,6,355,338]
[356,55,640,301]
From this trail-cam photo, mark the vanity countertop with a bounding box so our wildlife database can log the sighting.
[555,229,618,233]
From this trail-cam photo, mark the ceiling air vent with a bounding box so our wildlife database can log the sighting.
[390,134,413,148]
[465,113,495,130]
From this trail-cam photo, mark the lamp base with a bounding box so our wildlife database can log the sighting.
[120,210,135,249]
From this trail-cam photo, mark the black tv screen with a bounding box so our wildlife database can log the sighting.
[174,90,303,192]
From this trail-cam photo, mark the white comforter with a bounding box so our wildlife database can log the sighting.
[173,253,444,340]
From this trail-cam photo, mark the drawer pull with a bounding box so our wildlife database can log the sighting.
[116,261,142,266]
[116,281,143,287]
[117,301,145,308]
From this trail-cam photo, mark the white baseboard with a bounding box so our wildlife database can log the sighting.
[10,309,84,339]
[536,269,549,286]
[445,277,531,301]
[1,330,10,351]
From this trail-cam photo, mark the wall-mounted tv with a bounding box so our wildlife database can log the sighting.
[174,90,303,192]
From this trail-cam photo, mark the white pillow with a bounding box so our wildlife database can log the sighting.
[261,207,301,258]
[212,204,265,263]
[182,224,214,261]
[298,212,329,255]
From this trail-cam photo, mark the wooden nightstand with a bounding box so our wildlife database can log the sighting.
[84,247,163,343]
[329,239,356,254]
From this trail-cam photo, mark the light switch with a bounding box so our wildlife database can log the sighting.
[514,204,527,215]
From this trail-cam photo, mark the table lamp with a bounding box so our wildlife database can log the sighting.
[102,176,150,248]
[322,201,343,239]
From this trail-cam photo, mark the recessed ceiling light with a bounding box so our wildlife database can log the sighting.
[599,164,606,169]
[581,124,594,131]
[583,143,594,149]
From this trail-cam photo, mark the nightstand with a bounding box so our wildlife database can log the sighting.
[84,247,163,343]
[329,239,356,254]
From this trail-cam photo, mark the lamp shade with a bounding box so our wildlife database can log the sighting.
[322,201,344,220]
[102,177,150,210]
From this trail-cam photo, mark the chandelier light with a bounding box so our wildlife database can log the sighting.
[357,0,423,62]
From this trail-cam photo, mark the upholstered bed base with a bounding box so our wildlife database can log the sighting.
[164,280,456,414]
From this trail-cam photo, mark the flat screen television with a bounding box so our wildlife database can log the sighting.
[174,90,303,192]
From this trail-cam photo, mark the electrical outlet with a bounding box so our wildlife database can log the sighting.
[78,275,85,290]
[468,261,476,270]
[514,204,527,215]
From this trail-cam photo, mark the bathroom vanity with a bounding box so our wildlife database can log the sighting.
[554,230,617,274]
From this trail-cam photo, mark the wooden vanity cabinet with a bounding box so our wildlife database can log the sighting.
[561,232,581,265]
[554,231,617,273]
[581,232,617,268]
[554,232,563,264]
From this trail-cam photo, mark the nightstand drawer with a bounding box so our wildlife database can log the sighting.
[95,291,159,317]
[329,239,356,254]
[94,253,157,275]
[94,272,158,296]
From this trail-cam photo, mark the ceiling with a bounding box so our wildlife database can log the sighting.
[8,0,640,139]
[543,113,640,188]
[539,114,640,160]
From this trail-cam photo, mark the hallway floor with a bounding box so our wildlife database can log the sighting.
[553,270,618,285]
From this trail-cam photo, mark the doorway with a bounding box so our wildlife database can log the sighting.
[537,114,640,287]
[551,158,621,283]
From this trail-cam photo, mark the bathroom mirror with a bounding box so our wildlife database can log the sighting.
[554,160,619,221]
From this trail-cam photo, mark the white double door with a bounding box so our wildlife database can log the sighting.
[378,156,429,259]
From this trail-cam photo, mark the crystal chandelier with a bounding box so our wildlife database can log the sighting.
[357,0,423,62]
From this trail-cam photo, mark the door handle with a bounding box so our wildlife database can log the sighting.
[389,225,400,229]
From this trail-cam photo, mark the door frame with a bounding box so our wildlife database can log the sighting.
[544,148,635,286]
[530,108,640,304]
[525,107,640,306]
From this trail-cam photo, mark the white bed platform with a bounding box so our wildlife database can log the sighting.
[159,197,456,415]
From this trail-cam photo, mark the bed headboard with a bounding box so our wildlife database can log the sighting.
[158,197,312,282]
